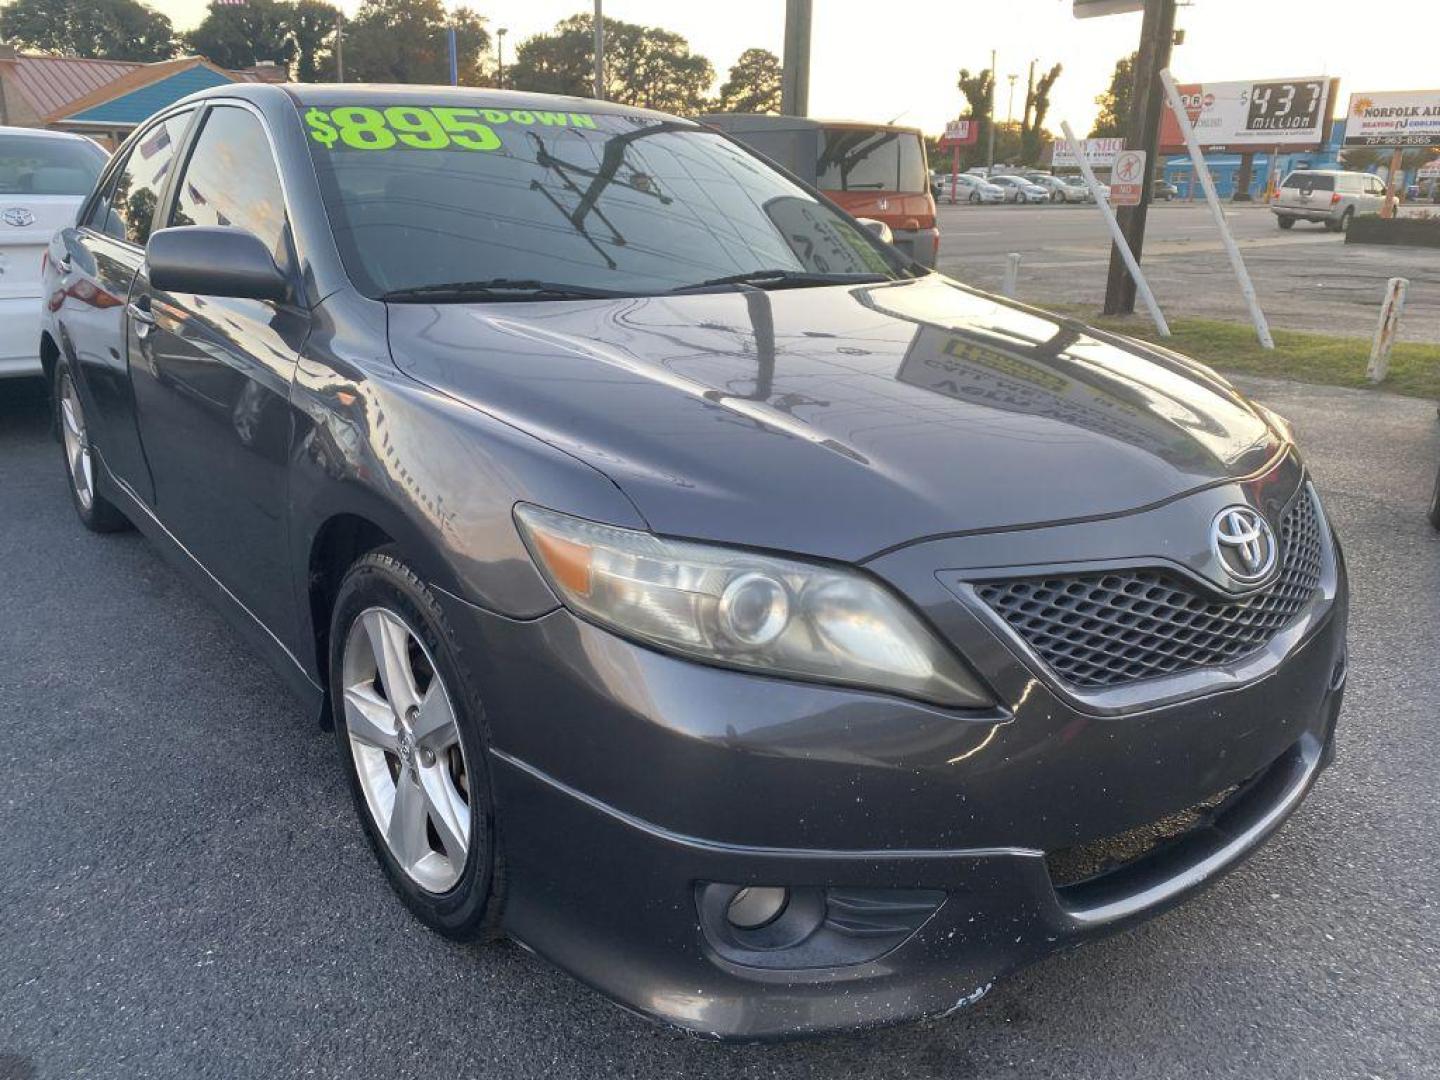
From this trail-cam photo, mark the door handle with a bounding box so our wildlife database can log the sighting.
[127,300,156,337]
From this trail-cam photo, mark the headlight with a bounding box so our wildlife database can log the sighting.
[514,504,991,708]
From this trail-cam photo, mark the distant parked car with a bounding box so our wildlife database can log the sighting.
[1273,170,1397,232]
[937,173,1006,204]
[0,127,108,378]
[1027,174,1087,203]
[1153,180,1179,201]
[989,174,1049,204]
[1059,175,1095,202]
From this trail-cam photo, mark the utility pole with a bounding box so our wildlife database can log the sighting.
[986,49,997,172]
[1102,0,1177,315]
[781,0,812,117]
[496,27,507,90]
[593,0,604,99]
[1007,73,1018,124]
[335,11,345,83]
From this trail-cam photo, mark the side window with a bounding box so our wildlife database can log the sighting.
[85,111,192,246]
[171,106,290,271]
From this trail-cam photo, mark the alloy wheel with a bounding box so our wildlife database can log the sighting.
[59,372,93,510]
[341,606,471,894]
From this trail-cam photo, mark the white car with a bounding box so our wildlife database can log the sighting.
[0,127,108,378]
[1272,169,1397,232]
[936,174,1006,204]
[1026,174,1087,203]
[989,175,1050,204]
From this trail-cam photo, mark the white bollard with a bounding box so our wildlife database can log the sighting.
[1002,252,1021,298]
[1367,277,1409,383]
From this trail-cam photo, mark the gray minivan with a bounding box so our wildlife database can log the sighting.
[1273,169,1394,232]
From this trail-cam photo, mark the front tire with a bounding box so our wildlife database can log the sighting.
[53,360,129,533]
[1277,216,1296,230]
[1428,464,1440,531]
[329,550,505,940]
[969,191,980,205]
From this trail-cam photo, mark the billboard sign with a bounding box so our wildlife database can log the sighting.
[1343,90,1440,147]
[940,119,979,148]
[1051,137,1125,168]
[1159,77,1333,151]
[1109,149,1147,205]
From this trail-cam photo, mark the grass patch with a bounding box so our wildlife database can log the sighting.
[1049,307,1440,400]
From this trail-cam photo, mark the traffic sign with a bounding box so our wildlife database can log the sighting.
[1110,149,1147,205]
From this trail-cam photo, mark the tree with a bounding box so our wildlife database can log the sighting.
[1021,62,1062,165]
[185,0,294,70]
[287,0,339,82]
[1091,52,1136,138]
[337,0,488,84]
[1,0,176,62]
[716,47,781,114]
[954,66,995,170]
[510,15,714,115]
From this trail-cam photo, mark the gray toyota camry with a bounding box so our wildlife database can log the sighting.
[39,83,1347,1039]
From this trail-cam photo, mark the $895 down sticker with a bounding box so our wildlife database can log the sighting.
[305,106,598,151]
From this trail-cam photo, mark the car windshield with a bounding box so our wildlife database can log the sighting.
[305,102,905,299]
[0,135,105,196]
[816,127,927,193]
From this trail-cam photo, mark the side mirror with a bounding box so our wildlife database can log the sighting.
[856,217,894,244]
[146,226,288,302]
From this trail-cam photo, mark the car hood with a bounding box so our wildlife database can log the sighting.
[387,276,1281,562]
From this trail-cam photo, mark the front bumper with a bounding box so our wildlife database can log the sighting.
[439,485,1348,1038]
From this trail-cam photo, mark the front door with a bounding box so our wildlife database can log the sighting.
[126,103,310,648]
[58,110,195,504]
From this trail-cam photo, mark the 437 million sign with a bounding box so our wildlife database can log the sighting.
[1159,77,1337,151]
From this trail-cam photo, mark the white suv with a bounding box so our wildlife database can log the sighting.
[1273,169,1396,233]
[0,127,108,378]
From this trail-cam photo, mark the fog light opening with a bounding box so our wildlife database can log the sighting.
[726,886,790,930]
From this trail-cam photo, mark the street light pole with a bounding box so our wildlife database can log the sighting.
[593,0,604,99]
[986,49,997,173]
[781,0,812,117]
[1007,73,1018,124]
[496,27,507,90]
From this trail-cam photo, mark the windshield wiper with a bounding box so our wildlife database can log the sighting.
[380,278,640,303]
[670,269,891,294]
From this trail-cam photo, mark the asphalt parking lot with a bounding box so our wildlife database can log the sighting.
[937,202,1440,341]
[2,371,1438,1079]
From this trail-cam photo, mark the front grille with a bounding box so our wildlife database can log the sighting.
[974,490,1324,690]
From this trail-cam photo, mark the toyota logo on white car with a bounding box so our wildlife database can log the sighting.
[2,208,36,228]
[1211,506,1278,582]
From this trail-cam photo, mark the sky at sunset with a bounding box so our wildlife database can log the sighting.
[146,0,1437,135]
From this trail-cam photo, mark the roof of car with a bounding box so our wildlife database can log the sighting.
[181,83,696,126]
[0,124,100,143]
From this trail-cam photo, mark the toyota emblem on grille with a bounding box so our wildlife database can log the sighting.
[2,208,35,228]
[1211,506,1277,583]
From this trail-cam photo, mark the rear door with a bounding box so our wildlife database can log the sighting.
[0,133,106,370]
[55,111,195,503]
[126,102,310,643]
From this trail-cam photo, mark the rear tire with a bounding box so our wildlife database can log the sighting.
[1428,464,1440,531]
[53,359,129,533]
[1277,216,1296,230]
[329,549,505,941]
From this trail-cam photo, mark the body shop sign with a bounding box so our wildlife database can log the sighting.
[1159,77,1332,151]
[1344,90,1440,147]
